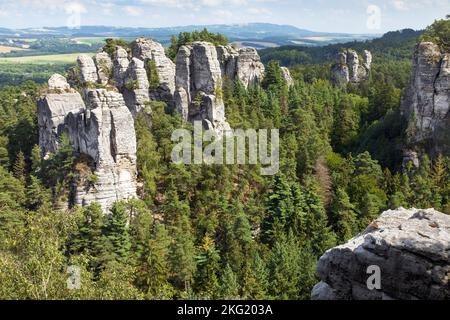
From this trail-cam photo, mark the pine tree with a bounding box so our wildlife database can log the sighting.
[219,264,240,299]
[331,188,358,242]
[104,202,131,264]
[13,150,26,182]
[303,178,336,255]
[138,224,174,299]
[30,145,41,174]
[241,253,269,300]
[268,233,301,300]
[194,235,221,298]
[147,60,160,90]
[262,174,294,245]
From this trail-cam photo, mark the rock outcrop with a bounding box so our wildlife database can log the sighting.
[130,38,176,104]
[401,42,450,157]
[77,54,99,85]
[173,42,265,134]
[174,42,232,135]
[281,67,294,87]
[38,37,268,209]
[38,74,137,212]
[331,49,372,86]
[312,208,450,300]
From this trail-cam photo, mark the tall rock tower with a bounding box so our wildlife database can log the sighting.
[401,42,450,158]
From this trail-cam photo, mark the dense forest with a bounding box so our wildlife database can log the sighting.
[0,21,449,300]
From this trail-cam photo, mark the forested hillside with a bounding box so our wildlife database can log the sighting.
[0,22,449,300]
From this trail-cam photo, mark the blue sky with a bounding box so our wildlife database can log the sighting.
[0,0,448,33]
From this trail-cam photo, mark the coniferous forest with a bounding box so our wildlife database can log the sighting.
[0,17,449,300]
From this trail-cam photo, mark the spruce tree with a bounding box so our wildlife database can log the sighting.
[104,202,131,264]
[13,151,26,183]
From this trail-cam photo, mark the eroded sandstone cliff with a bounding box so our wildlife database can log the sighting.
[401,42,450,158]
[39,38,271,210]
[38,75,137,212]
[331,49,372,86]
[312,208,450,300]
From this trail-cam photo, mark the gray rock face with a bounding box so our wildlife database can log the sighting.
[216,45,239,80]
[130,37,176,102]
[331,49,372,86]
[77,54,98,85]
[236,47,265,88]
[281,67,294,87]
[401,42,450,157]
[95,52,113,85]
[38,77,137,212]
[174,41,232,135]
[123,57,150,116]
[38,92,86,157]
[48,74,71,91]
[312,208,450,300]
[113,47,130,89]
[173,43,267,134]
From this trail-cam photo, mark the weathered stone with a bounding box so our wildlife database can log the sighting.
[95,52,113,85]
[192,42,223,93]
[113,47,130,88]
[174,87,189,122]
[281,67,294,87]
[77,54,98,85]
[236,47,265,88]
[401,42,450,157]
[123,57,150,116]
[216,45,239,80]
[38,85,137,212]
[331,49,372,86]
[48,74,71,91]
[312,208,450,300]
[173,41,232,135]
[130,37,176,100]
[38,92,86,157]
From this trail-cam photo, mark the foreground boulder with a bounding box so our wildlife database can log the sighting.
[312,208,450,300]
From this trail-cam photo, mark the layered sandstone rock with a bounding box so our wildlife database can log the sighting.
[174,41,232,135]
[312,208,450,300]
[95,52,113,85]
[281,67,294,87]
[331,49,372,86]
[38,75,137,212]
[401,42,450,157]
[77,54,98,85]
[130,37,176,103]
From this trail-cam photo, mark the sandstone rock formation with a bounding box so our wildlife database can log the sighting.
[401,42,450,157]
[281,67,294,87]
[130,37,176,99]
[331,49,372,86]
[48,73,72,91]
[174,42,232,135]
[38,74,137,212]
[95,52,113,85]
[173,42,266,134]
[312,208,450,300]
[38,37,268,209]
[77,54,99,85]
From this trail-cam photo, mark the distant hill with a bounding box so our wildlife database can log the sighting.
[0,23,379,48]
[259,29,423,66]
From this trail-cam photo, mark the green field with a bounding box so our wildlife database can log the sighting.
[73,37,107,45]
[0,53,92,64]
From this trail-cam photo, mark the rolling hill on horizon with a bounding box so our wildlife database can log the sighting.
[0,23,380,48]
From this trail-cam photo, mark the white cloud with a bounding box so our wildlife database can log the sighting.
[125,6,143,16]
